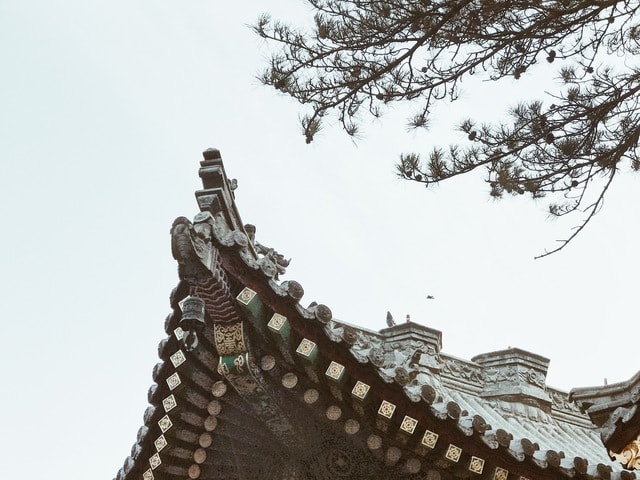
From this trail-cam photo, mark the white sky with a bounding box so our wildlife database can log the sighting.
[1,2,638,479]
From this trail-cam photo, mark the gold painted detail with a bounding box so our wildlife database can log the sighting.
[143,469,154,480]
[400,416,418,434]
[218,353,249,376]
[214,322,246,355]
[296,338,317,358]
[351,381,370,400]
[154,435,168,452]
[236,287,257,305]
[268,313,287,331]
[325,361,345,381]
[469,456,485,474]
[494,468,509,480]
[166,372,181,391]
[162,394,177,412]
[445,444,462,463]
[158,415,173,433]
[611,436,640,470]
[149,453,162,470]
[169,350,186,368]
[378,400,396,419]
[421,430,438,448]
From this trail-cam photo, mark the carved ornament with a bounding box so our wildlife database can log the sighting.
[548,389,582,414]
[170,214,217,278]
[244,224,290,279]
[213,322,246,356]
[611,434,640,470]
[484,366,518,384]
[441,358,483,386]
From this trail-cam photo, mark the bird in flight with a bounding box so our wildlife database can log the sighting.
[426,295,435,300]
[386,311,396,327]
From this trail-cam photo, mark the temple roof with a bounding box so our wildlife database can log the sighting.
[570,372,640,469]
[115,148,638,480]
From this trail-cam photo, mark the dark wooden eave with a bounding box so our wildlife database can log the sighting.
[571,371,640,466]
[115,148,634,480]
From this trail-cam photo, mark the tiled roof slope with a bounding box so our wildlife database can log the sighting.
[115,148,633,480]
[571,371,640,469]
[325,320,614,462]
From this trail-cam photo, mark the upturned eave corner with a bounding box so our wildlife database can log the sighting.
[195,148,244,233]
[116,148,636,480]
[569,370,640,470]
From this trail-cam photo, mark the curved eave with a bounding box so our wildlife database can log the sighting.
[571,372,640,455]
[216,238,627,480]
[115,149,634,480]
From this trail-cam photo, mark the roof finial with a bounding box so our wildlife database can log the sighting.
[202,147,221,160]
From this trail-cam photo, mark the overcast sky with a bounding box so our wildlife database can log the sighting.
[1,2,639,479]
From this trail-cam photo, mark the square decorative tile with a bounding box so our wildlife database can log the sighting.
[400,416,418,434]
[158,415,173,433]
[236,287,257,305]
[469,456,485,474]
[421,430,439,448]
[351,381,370,400]
[154,435,168,452]
[166,372,181,391]
[149,453,161,470]
[445,444,462,463]
[494,468,509,480]
[169,350,186,368]
[143,469,154,480]
[173,327,184,341]
[268,313,287,331]
[378,400,396,419]
[325,361,345,381]
[296,338,317,358]
[162,394,177,412]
